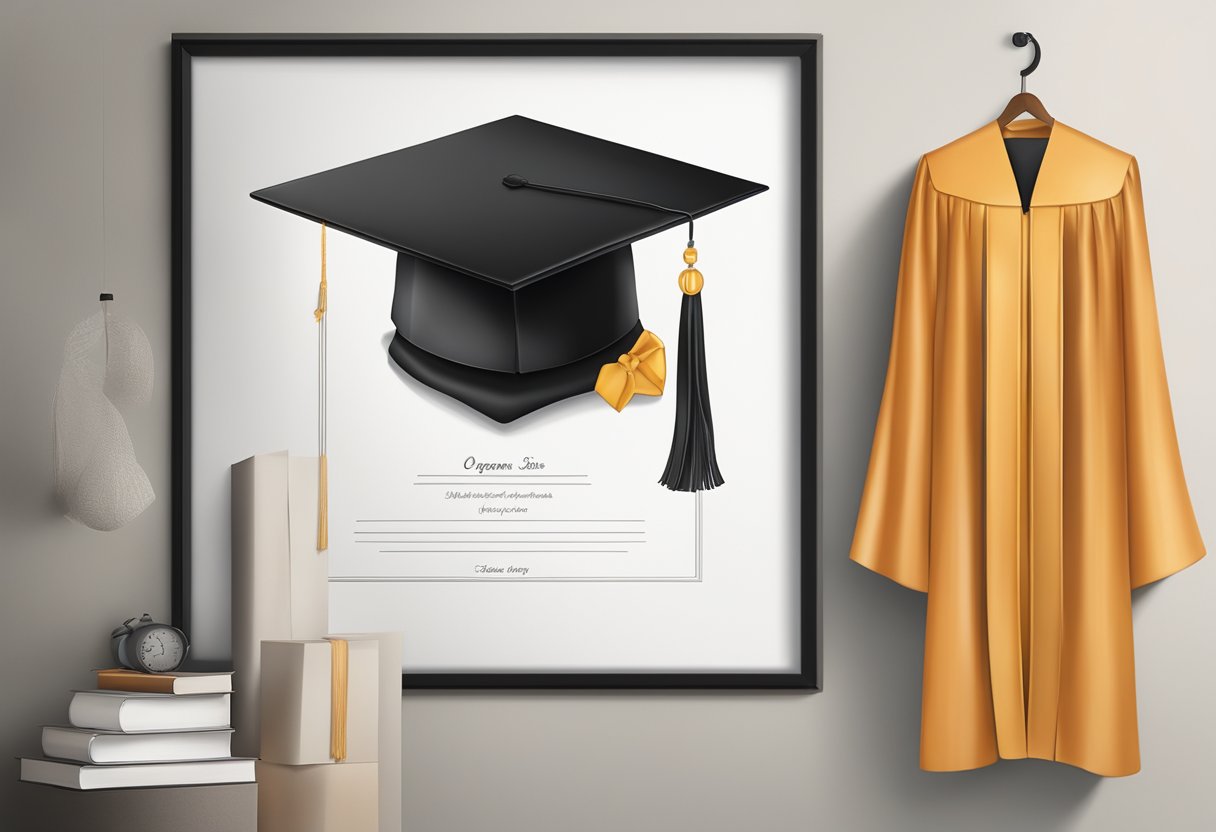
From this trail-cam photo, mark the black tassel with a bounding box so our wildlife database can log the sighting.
[660,248,724,492]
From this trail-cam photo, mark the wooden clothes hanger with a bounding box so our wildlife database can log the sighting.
[997,32,1054,128]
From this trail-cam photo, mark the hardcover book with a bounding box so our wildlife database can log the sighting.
[19,757,255,790]
[68,691,231,733]
[42,725,234,765]
[96,668,234,696]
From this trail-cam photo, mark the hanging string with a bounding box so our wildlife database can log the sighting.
[315,224,329,551]
[98,5,110,357]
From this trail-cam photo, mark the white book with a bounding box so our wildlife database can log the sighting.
[42,725,233,764]
[68,691,230,732]
[20,757,255,790]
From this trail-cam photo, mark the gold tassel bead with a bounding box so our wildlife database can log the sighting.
[683,246,698,265]
[678,267,704,296]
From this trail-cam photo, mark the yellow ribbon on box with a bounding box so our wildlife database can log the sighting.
[329,638,348,762]
[595,330,666,411]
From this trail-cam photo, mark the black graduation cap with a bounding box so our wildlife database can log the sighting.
[251,115,767,492]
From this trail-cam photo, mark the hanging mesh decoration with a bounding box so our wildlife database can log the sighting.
[53,300,155,531]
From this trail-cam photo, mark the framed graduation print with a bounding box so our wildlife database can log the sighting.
[172,35,819,689]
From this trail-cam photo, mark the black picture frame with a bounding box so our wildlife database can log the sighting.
[171,33,820,691]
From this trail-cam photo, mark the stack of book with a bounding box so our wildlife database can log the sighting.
[20,669,254,790]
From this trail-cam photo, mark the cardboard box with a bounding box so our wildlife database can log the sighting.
[260,638,379,765]
[256,761,377,832]
[330,632,403,832]
[231,452,329,758]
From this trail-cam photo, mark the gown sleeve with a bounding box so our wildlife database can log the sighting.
[1120,157,1206,588]
[849,157,938,592]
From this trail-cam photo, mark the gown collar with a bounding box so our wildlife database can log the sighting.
[924,118,1132,208]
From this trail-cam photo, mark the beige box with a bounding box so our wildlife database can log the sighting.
[260,638,379,765]
[330,632,403,832]
[256,761,377,832]
[230,452,329,758]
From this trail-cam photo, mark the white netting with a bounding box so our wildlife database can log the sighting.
[53,308,155,531]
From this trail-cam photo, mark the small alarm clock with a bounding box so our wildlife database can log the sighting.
[110,614,190,673]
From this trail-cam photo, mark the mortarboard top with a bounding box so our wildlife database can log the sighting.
[251,115,767,290]
[250,115,767,426]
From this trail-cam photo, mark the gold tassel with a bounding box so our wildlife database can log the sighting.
[329,638,348,762]
[316,223,329,551]
[660,245,724,491]
[317,454,328,551]
[314,223,327,322]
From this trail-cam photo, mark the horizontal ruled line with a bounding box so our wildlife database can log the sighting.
[331,576,699,583]
[412,482,591,486]
[354,530,644,535]
[360,540,645,544]
[377,549,630,554]
[415,473,589,478]
[355,519,645,523]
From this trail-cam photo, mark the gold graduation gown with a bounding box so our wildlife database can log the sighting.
[850,118,1205,777]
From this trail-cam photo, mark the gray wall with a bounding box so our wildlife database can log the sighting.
[2,1,1212,830]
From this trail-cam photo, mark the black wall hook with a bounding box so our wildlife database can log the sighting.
[1012,32,1041,80]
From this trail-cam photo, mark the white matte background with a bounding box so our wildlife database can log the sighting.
[2,1,1212,830]
[189,55,801,673]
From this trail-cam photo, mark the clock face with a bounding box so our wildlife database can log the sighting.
[137,626,186,672]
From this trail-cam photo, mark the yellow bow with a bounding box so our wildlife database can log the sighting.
[595,330,666,412]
